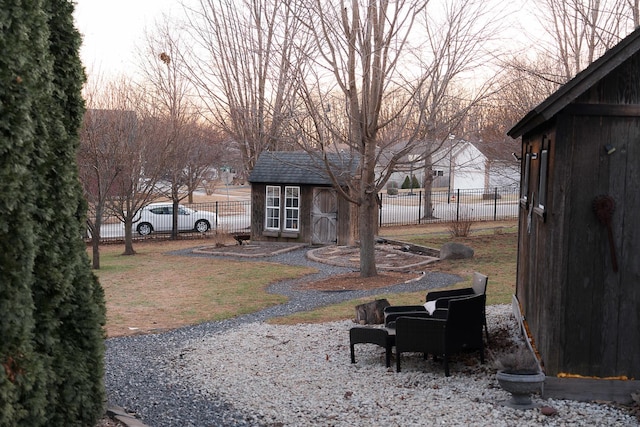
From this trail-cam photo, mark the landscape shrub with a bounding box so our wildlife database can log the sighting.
[386,181,399,195]
[448,210,474,237]
[401,175,420,190]
[401,175,411,189]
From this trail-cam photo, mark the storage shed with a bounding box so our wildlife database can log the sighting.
[508,28,640,401]
[248,151,359,245]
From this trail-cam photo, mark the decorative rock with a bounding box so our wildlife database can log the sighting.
[541,406,558,416]
[439,242,474,260]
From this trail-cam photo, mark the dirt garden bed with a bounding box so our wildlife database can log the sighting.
[195,240,440,271]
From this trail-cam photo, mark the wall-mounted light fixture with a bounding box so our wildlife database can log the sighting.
[604,144,616,155]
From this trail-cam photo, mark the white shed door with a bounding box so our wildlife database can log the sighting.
[311,188,337,244]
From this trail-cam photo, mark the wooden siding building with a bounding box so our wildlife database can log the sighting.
[248,151,358,245]
[508,28,640,401]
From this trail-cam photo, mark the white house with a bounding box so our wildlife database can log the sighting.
[449,140,519,191]
[383,139,519,192]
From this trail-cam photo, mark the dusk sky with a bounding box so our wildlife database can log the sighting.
[74,0,180,77]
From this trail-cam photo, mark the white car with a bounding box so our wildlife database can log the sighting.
[133,203,218,236]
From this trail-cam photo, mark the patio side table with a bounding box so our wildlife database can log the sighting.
[349,326,395,368]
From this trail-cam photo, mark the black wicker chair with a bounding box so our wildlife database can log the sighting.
[383,272,489,341]
[394,294,486,376]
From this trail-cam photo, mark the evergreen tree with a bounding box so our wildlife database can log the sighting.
[0,2,49,425]
[1,1,106,425]
[401,175,411,189]
[411,175,420,189]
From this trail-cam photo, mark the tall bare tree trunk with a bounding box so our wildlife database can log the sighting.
[422,151,435,219]
[91,205,103,269]
[123,218,136,255]
[359,139,378,277]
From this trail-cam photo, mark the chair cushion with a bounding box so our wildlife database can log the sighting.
[424,300,437,315]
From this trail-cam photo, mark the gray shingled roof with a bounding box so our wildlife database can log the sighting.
[248,151,359,185]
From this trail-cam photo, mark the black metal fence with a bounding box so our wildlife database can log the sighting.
[187,200,252,234]
[89,201,251,243]
[378,187,519,227]
[90,188,518,243]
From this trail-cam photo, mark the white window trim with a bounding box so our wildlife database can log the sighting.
[520,152,531,205]
[284,186,300,231]
[265,185,281,230]
[537,149,548,211]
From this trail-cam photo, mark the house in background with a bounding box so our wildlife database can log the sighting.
[383,139,519,192]
[248,151,359,245]
[508,26,640,402]
[449,140,519,191]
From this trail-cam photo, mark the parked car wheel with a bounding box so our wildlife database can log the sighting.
[194,219,210,233]
[137,222,153,236]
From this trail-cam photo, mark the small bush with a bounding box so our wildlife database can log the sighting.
[386,181,399,195]
[494,345,541,373]
[401,175,420,190]
[448,219,473,237]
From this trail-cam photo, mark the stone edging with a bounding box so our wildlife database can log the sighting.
[306,244,439,271]
[106,405,150,427]
[191,243,307,258]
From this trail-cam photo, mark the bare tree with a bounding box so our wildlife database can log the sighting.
[79,75,166,260]
[409,0,509,218]
[629,0,640,27]
[181,123,226,203]
[288,0,503,276]
[181,0,305,176]
[287,0,431,276]
[532,0,635,82]
[138,20,223,238]
[475,54,563,145]
[79,75,128,268]
[90,79,168,255]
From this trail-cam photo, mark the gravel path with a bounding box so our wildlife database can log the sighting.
[104,247,462,426]
[105,247,638,426]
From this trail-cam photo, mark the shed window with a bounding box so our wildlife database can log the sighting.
[538,149,549,211]
[265,186,280,230]
[284,186,300,231]
[520,152,531,205]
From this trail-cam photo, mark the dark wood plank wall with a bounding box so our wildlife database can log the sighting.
[299,186,314,242]
[251,183,313,243]
[538,126,565,375]
[519,128,567,375]
[250,183,266,239]
[562,115,612,376]
[336,195,351,245]
[252,183,351,244]
[619,120,640,376]
[520,57,640,377]
[564,67,640,377]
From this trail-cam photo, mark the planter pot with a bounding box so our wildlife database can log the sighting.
[496,370,545,409]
